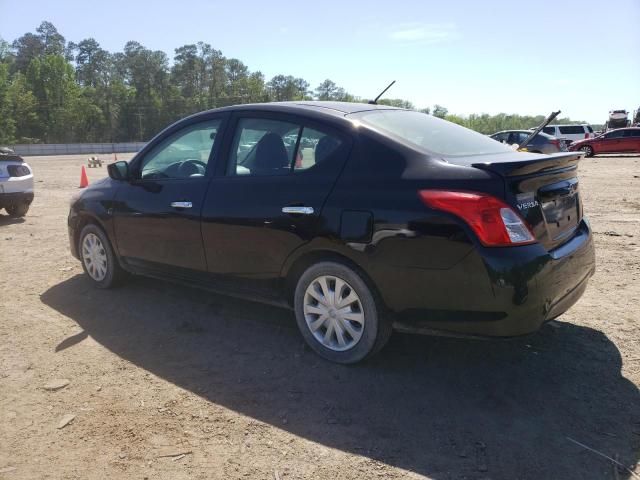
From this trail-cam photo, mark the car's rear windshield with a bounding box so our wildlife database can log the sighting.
[351,109,513,156]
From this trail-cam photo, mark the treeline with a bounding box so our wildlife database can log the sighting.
[444,111,593,134]
[0,21,586,144]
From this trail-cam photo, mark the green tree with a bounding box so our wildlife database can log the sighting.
[267,75,309,101]
[11,32,44,73]
[26,54,81,141]
[378,98,415,109]
[6,73,39,142]
[0,63,16,143]
[315,79,349,101]
[246,71,269,103]
[432,104,448,118]
[36,21,66,56]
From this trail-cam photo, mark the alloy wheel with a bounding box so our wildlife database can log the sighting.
[580,145,593,156]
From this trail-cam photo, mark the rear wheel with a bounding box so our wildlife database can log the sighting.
[580,145,594,157]
[79,224,124,288]
[5,202,30,217]
[293,261,392,364]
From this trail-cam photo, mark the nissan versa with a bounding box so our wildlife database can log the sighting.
[68,102,596,363]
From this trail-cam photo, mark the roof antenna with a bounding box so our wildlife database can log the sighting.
[369,80,396,105]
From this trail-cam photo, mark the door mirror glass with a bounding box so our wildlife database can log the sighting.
[108,161,130,181]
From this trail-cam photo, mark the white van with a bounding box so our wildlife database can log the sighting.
[539,125,594,144]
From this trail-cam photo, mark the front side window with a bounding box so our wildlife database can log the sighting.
[140,119,221,179]
[491,133,507,143]
[352,110,513,156]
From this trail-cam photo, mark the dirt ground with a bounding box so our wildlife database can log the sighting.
[1,153,639,480]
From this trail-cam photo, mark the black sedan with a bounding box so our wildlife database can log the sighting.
[68,102,595,363]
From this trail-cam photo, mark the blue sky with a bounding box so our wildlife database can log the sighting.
[1,0,639,122]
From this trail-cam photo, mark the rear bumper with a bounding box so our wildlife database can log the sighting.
[0,191,34,209]
[389,219,595,337]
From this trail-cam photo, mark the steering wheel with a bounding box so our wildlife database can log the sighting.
[177,159,207,177]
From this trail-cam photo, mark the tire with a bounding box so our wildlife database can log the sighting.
[6,202,30,217]
[580,145,594,157]
[78,223,124,288]
[293,261,392,364]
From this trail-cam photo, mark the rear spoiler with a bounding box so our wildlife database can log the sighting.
[472,152,584,177]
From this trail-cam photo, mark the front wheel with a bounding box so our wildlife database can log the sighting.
[580,145,594,157]
[5,202,30,217]
[79,224,124,288]
[293,261,392,364]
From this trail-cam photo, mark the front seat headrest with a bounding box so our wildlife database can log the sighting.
[254,133,289,173]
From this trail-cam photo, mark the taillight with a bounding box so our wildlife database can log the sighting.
[418,190,536,247]
[550,139,560,146]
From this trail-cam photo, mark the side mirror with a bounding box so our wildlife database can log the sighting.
[108,161,130,181]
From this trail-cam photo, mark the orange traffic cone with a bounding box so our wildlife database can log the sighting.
[79,165,89,188]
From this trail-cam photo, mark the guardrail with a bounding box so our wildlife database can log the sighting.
[9,142,146,156]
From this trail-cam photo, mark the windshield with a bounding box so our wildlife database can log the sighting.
[351,110,513,156]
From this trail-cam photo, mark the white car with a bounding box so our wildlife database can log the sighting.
[538,124,595,144]
[0,148,34,217]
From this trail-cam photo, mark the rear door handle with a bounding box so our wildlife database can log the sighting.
[170,201,192,209]
[282,206,314,215]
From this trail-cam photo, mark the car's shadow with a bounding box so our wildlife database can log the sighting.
[0,214,26,226]
[41,275,640,479]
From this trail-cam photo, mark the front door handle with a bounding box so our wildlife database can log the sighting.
[282,206,314,215]
[170,201,192,209]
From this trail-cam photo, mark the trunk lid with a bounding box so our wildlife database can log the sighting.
[450,151,584,250]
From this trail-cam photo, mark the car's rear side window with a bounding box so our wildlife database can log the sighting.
[228,118,299,176]
[352,110,513,156]
[559,125,585,135]
[542,127,555,135]
[294,127,343,172]
[227,117,344,176]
